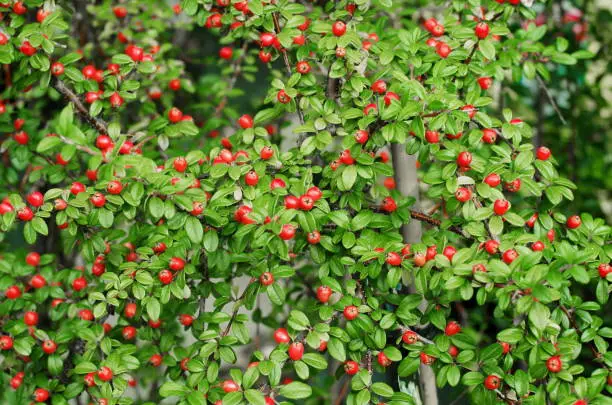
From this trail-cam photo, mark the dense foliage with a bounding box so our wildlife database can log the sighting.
[0,1,610,405]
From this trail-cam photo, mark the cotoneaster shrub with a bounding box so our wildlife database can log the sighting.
[0,1,610,405]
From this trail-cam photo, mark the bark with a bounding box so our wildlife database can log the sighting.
[391,143,439,405]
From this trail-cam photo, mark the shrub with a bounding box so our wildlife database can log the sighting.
[0,1,610,405]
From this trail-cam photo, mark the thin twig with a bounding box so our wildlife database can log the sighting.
[271,12,306,141]
[221,281,252,337]
[536,74,567,125]
[53,79,108,134]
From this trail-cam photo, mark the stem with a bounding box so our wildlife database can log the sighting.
[391,143,438,405]
[53,79,108,134]
[536,74,567,125]
[271,12,306,140]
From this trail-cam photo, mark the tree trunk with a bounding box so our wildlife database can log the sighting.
[391,144,439,405]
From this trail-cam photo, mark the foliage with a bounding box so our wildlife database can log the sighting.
[0,0,610,405]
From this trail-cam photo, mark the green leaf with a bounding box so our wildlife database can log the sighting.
[371,382,394,397]
[327,338,346,362]
[160,381,190,398]
[186,216,204,244]
[479,40,495,60]
[147,298,161,321]
[279,382,312,399]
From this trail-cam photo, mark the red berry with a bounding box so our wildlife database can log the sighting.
[383,91,400,106]
[499,342,511,354]
[97,366,113,381]
[402,330,418,344]
[482,128,497,144]
[504,179,521,192]
[245,170,259,186]
[296,61,311,74]
[107,180,123,195]
[17,207,34,221]
[502,249,518,264]
[90,192,106,208]
[273,328,290,344]
[436,42,451,58]
[169,257,185,271]
[168,107,183,123]
[277,89,291,104]
[531,241,545,251]
[567,215,581,229]
[385,252,402,266]
[381,197,397,213]
[51,62,64,76]
[425,130,440,143]
[343,305,359,320]
[34,388,49,403]
[475,22,490,39]
[78,309,93,321]
[306,186,322,201]
[238,114,253,129]
[456,151,472,167]
[125,45,144,62]
[344,360,359,375]
[159,271,173,287]
[288,342,304,360]
[260,146,274,159]
[279,224,296,240]
[546,355,562,373]
[30,275,47,288]
[332,21,347,36]
[113,6,127,18]
[0,335,14,350]
[150,354,163,367]
[24,311,39,326]
[70,182,86,195]
[455,187,472,202]
[25,252,41,266]
[20,40,37,56]
[484,240,499,254]
[598,263,611,278]
[493,199,510,215]
[484,375,501,390]
[384,177,396,189]
[444,321,461,336]
[448,345,459,357]
[443,246,457,261]
[377,351,392,367]
[536,146,551,160]
[299,195,314,211]
[431,24,445,37]
[316,285,332,303]
[420,352,435,365]
[260,271,274,286]
[307,230,321,245]
[477,77,493,90]
[284,195,299,209]
[180,314,194,326]
[122,326,137,340]
[354,129,369,144]
[14,131,29,145]
[219,47,233,60]
[169,79,181,91]
[6,286,21,299]
[124,303,137,318]
[484,173,501,187]
[72,276,87,291]
[371,80,387,94]
[222,380,240,393]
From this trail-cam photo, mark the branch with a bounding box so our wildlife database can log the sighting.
[409,209,470,240]
[221,281,252,337]
[536,74,567,125]
[53,79,108,134]
[214,41,249,119]
[559,305,603,362]
[271,13,305,131]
